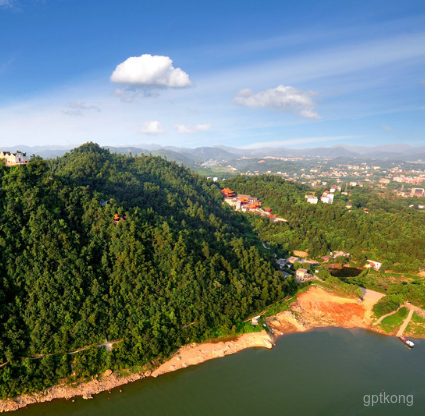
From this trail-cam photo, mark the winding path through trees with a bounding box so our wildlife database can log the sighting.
[0,340,121,369]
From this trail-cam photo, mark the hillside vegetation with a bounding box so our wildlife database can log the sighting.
[224,175,425,270]
[223,175,425,308]
[0,144,294,398]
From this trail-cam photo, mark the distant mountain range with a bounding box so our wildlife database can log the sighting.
[3,143,425,163]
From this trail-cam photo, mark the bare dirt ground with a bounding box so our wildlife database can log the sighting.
[151,331,273,378]
[268,287,384,335]
[361,288,386,322]
[293,250,308,258]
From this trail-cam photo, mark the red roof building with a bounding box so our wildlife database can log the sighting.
[221,188,236,197]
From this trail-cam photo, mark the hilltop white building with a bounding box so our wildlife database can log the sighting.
[366,260,382,271]
[321,193,334,204]
[305,194,318,204]
[0,151,29,166]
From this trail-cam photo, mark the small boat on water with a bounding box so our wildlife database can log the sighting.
[398,336,415,348]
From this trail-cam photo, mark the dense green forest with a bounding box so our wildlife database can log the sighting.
[223,175,425,271]
[0,144,296,398]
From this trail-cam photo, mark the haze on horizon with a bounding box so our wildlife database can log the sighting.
[0,0,424,149]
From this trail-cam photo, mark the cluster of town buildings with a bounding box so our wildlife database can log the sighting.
[396,187,425,198]
[305,182,424,211]
[392,176,424,184]
[220,159,425,199]
[307,164,425,196]
[0,151,28,166]
[276,256,320,283]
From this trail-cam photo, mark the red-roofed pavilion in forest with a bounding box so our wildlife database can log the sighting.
[221,188,235,197]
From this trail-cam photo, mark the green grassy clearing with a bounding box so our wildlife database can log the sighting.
[379,307,409,334]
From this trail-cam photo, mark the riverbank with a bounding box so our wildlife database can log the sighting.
[0,332,273,413]
[267,286,423,339]
[1,286,422,413]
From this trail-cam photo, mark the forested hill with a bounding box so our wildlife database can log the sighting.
[0,143,292,398]
[223,175,425,271]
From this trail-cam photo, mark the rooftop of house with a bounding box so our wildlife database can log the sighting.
[287,256,300,263]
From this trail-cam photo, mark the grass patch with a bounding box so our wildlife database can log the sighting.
[236,320,266,335]
[194,166,237,178]
[405,312,425,338]
[411,312,425,324]
[349,269,423,292]
[379,307,409,334]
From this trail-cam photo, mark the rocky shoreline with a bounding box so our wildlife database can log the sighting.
[0,332,273,413]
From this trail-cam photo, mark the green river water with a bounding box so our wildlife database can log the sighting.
[14,328,425,416]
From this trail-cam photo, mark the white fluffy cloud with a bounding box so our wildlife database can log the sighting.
[110,54,192,88]
[140,121,164,134]
[173,123,212,134]
[233,85,321,119]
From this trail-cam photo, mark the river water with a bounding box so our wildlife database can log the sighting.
[15,328,425,416]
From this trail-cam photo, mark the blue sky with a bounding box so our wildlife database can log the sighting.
[0,0,424,148]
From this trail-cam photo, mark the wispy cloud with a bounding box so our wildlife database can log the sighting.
[242,136,358,149]
[233,85,320,119]
[195,31,425,95]
[382,123,393,132]
[140,120,164,134]
[62,101,100,117]
[194,16,425,64]
[111,87,160,103]
[0,0,15,8]
[111,88,137,103]
[173,123,212,134]
[261,32,425,86]
[0,57,14,76]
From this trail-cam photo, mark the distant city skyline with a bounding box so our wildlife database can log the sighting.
[0,0,424,148]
